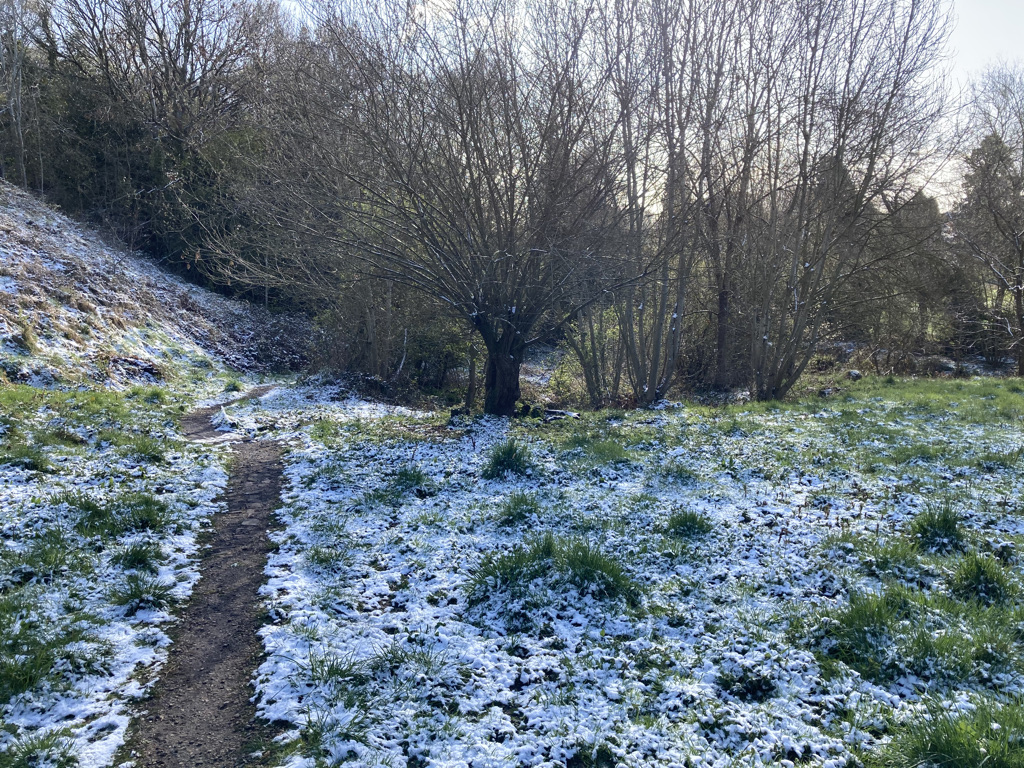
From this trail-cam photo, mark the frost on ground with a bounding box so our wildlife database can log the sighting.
[0,183,304,767]
[232,379,1024,768]
[0,382,232,767]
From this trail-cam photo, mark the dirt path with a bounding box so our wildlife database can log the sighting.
[130,392,282,768]
[179,385,276,442]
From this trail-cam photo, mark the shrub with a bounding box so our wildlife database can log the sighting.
[909,504,966,554]
[498,492,540,525]
[666,509,713,538]
[950,552,1016,605]
[482,439,533,479]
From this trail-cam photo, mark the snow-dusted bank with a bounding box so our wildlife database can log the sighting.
[231,380,1024,768]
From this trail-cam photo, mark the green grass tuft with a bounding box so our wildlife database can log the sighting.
[665,509,713,538]
[76,493,170,538]
[303,649,369,688]
[950,552,1017,605]
[498,492,540,525]
[120,434,168,463]
[858,536,921,580]
[482,439,533,479]
[819,587,916,683]
[0,728,78,768]
[111,541,163,573]
[468,533,640,607]
[0,592,93,704]
[814,584,1023,687]
[51,490,104,518]
[561,432,629,465]
[658,461,698,485]
[391,465,428,492]
[873,698,1024,768]
[127,385,169,405]
[908,503,966,554]
[310,420,341,444]
[975,445,1024,471]
[363,464,432,507]
[110,573,174,614]
[112,493,171,533]
[0,442,52,472]
[25,529,86,579]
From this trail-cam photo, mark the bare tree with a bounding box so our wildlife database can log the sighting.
[0,0,28,185]
[281,0,625,415]
[43,0,276,154]
[742,0,951,399]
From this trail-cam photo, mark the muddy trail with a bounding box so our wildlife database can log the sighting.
[130,390,282,767]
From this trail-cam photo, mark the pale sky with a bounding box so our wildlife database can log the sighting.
[949,0,1024,87]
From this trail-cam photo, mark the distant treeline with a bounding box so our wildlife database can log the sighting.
[2,0,1023,412]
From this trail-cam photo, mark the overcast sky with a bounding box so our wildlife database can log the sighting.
[949,0,1024,86]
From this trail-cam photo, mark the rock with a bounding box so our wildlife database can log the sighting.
[847,369,862,381]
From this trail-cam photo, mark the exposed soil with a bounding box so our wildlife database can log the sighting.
[179,385,276,441]
[129,397,282,767]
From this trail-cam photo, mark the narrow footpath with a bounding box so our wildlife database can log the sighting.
[131,392,282,767]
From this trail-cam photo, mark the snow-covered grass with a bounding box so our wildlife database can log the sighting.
[0,180,308,767]
[0,378,237,766]
[226,376,1024,768]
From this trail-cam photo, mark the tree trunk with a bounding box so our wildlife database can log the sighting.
[465,345,478,410]
[484,348,523,416]
[1016,281,1024,377]
[714,285,731,389]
